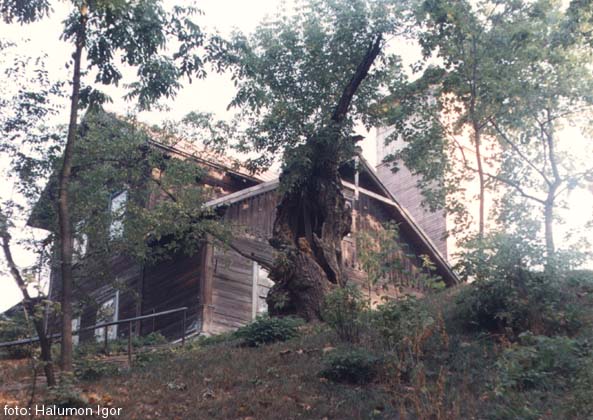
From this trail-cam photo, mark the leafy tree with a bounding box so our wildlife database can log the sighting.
[0,42,64,386]
[382,0,533,247]
[216,0,414,320]
[0,0,212,372]
[484,0,593,271]
[382,0,593,273]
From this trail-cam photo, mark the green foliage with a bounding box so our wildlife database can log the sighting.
[492,333,593,419]
[319,348,381,384]
[193,332,235,347]
[45,380,88,409]
[134,348,172,368]
[234,315,304,347]
[322,286,368,343]
[214,0,412,179]
[371,297,434,348]
[75,332,167,357]
[496,333,591,392]
[455,273,583,338]
[0,310,33,359]
[356,221,445,292]
[75,359,121,381]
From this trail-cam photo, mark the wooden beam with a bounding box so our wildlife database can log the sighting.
[341,180,458,286]
[199,236,215,334]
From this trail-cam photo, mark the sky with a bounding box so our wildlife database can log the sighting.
[0,0,592,312]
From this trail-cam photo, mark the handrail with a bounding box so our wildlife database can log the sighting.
[0,306,189,349]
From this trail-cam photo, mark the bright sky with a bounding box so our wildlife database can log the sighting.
[0,1,592,312]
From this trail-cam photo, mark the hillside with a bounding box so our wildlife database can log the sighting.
[2,274,593,420]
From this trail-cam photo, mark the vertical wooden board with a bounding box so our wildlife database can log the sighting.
[141,251,201,338]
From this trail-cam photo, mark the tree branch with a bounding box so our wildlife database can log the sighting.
[482,172,547,205]
[148,177,274,270]
[488,117,551,185]
[331,34,382,123]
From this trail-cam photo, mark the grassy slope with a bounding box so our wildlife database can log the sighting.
[1,281,593,420]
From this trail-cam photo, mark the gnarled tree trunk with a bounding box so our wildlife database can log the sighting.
[266,35,382,321]
[266,150,352,320]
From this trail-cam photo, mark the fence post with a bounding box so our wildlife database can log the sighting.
[181,309,186,347]
[128,321,132,367]
[103,326,108,355]
[152,308,156,333]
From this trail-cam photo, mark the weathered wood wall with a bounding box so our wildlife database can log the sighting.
[140,251,201,339]
[206,183,438,332]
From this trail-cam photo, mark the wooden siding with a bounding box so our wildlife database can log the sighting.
[141,251,201,339]
[210,246,254,333]
[208,185,440,332]
[376,161,448,259]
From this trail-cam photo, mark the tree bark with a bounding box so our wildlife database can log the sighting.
[58,4,87,373]
[266,35,382,320]
[0,222,56,387]
[469,36,485,241]
[543,110,560,275]
[544,196,555,268]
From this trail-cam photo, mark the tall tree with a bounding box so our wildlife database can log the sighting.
[217,0,413,320]
[1,0,210,372]
[0,42,63,386]
[485,0,593,271]
[383,0,593,274]
[382,0,529,247]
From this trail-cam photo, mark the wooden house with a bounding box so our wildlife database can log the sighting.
[30,112,458,343]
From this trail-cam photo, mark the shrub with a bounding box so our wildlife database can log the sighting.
[45,381,89,409]
[234,315,304,347]
[455,273,583,338]
[371,297,434,348]
[493,333,593,418]
[496,333,591,392]
[75,359,121,381]
[0,312,33,359]
[320,348,380,384]
[322,286,368,343]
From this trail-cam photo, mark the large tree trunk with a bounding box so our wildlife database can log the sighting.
[0,222,56,387]
[58,4,87,373]
[266,151,352,320]
[266,35,382,321]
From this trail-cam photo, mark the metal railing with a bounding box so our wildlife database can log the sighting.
[0,306,189,366]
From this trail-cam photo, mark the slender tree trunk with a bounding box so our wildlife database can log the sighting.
[58,4,87,373]
[266,35,382,320]
[0,224,56,387]
[473,126,486,240]
[469,36,486,241]
[543,110,560,275]
[543,195,555,269]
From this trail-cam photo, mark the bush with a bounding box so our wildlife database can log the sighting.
[75,359,121,381]
[455,273,583,338]
[320,349,380,384]
[322,286,368,343]
[45,381,89,409]
[0,311,33,359]
[234,316,304,347]
[371,297,434,348]
[496,333,591,392]
[493,333,593,419]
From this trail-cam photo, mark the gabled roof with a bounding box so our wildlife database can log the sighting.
[204,157,459,286]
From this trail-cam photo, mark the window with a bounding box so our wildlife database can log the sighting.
[94,291,119,342]
[109,190,127,239]
[71,317,80,346]
[252,262,274,319]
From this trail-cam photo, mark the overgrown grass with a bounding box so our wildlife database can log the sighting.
[2,272,593,419]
